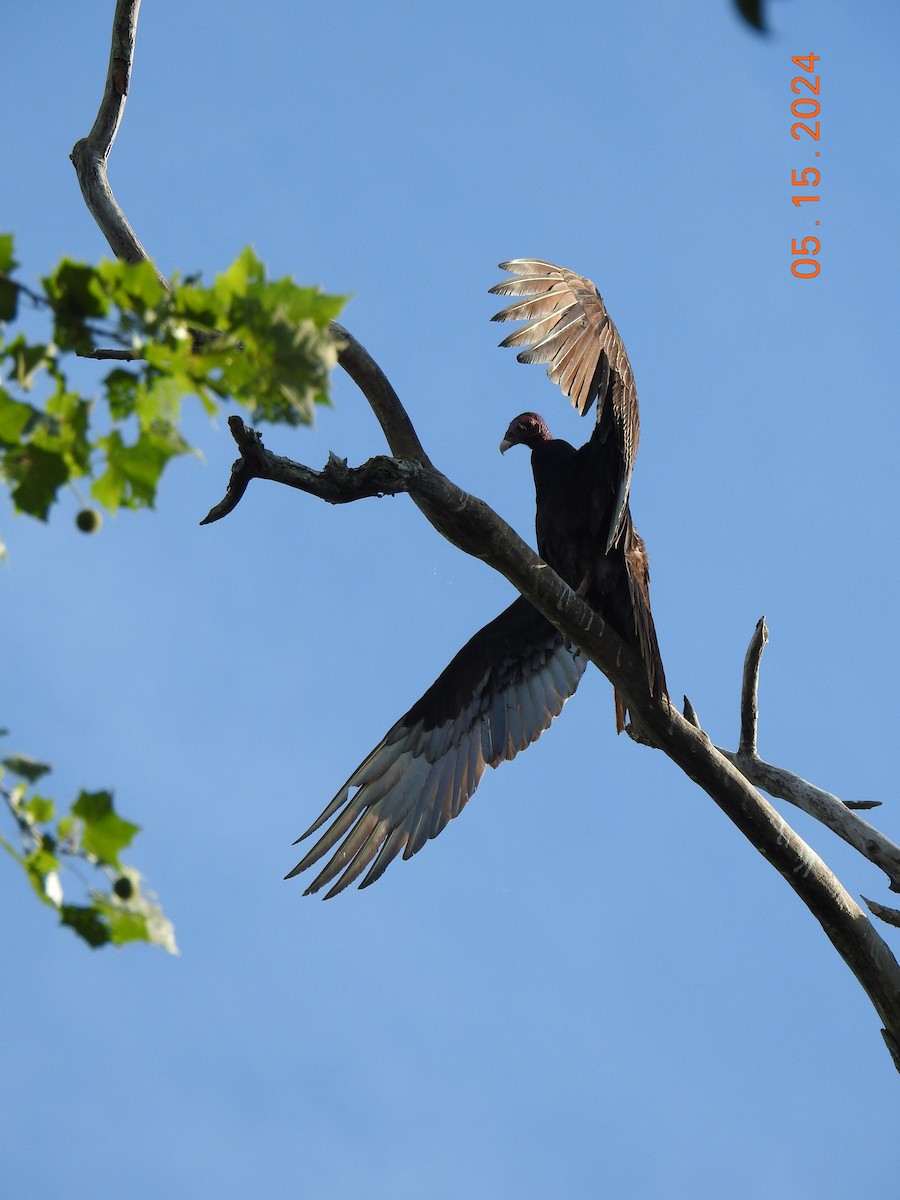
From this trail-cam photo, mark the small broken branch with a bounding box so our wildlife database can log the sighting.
[682,695,702,729]
[739,616,767,757]
[722,752,900,892]
[200,416,417,525]
[719,621,900,894]
[81,348,141,361]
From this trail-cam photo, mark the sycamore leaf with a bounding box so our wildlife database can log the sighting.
[23,844,61,906]
[5,443,70,518]
[96,258,168,313]
[2,754,53,782]
[104,368,140,419]
[60,905,111,948]
[0,389,39,446]
[24,795,55,823]
[42,260,110,353]
[0,232,18,321]
[4,335,52,391]
[71,790,139,868]
[92,424,189,511]
[0,233,16,274]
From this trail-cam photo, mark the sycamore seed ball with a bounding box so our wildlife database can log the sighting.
[75,508,102,534]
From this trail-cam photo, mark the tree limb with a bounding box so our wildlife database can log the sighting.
[715,620,900,891]
[200,409,900,1066]
[70,0,165,285]
[72,0,900,1072]
[199,416,418,525]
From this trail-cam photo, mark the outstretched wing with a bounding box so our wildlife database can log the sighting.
[287,597,586,899]
[490,258,639,550]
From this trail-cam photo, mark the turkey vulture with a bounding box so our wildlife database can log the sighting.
[286,259,666,898]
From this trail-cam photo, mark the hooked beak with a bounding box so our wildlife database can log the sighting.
[499,438,513,455]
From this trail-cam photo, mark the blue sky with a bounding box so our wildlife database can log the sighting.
[3,1,898,1196]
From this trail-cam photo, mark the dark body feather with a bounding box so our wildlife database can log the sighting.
[287,258,665,897]
[493,258,667,725]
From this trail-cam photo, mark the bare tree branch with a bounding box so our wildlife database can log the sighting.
[70,0,165,285]
[81,348,141,361]
[199,416,418,525]
[71,0,900,1071]
[201,410,900,1062]
[719,623,900,891]
[331,323,432,463]
[722,752,900,889]
[739,616,767,757]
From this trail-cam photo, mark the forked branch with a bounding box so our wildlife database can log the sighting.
[72,0,900,1072]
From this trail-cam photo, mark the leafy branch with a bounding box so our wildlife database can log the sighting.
[0,233,345,548]
[1,736,176,952]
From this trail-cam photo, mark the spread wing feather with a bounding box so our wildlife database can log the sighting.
[490,258,639,550]
[286,597,586,898]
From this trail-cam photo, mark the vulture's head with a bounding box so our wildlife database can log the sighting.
[499,412,552,454]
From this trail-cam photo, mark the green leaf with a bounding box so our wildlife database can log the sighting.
[102,905,152,945]
[96,258,167,313]
[25,795,55,823]
[59,879,178,953]
[104,368,140,419]
[42,260,110,352]
[23,845,61,906]
[104,893,178,954]
[2,753,52,782]
[0,233,16,274]
[92,423,189,511]
[215,245,264,302]
[0,233,17,321]
[40,384,92,475]
[0,389,36,446]
[134,373,184,427]
[4,443,70,518]
[71,790,139,868]
[60,904,111,948]
[89,451,125,511]
[5,334,52,391]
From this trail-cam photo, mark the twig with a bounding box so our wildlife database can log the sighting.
[200,416,416,525]
[81,348,141,361]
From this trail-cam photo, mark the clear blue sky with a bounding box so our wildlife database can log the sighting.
[3,1,898,1196]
